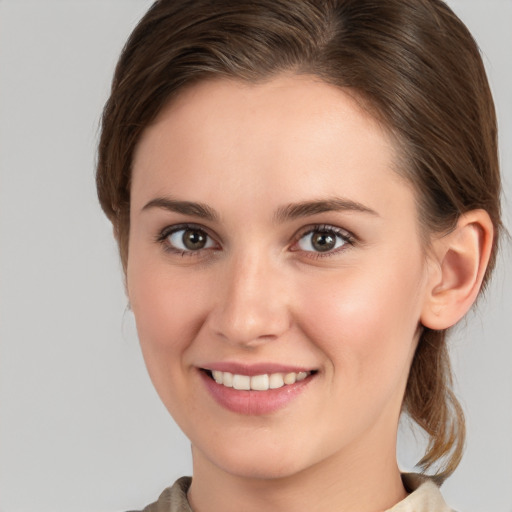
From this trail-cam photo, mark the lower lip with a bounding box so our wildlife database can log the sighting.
[200,371,313,415]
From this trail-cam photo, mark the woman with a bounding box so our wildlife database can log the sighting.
[96,0,501,510]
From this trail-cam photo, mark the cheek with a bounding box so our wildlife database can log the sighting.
[126,258,216,422]
[295,256,425,387]
[127,254,210,369]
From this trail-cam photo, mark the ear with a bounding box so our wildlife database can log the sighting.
[420,210,494,330]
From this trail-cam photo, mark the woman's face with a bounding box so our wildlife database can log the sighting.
[127,75,432,479]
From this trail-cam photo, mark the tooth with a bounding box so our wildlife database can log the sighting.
[296,371,308,381]
[233,374,251,390]
[215,370,310,390]
[269,373,285,389]
[284,372,297,385]
[251,374,269,391]
[223,372,233,387]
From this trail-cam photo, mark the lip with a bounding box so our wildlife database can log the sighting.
[198,363,316,415]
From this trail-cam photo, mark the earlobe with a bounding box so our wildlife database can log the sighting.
[420,210,494,330]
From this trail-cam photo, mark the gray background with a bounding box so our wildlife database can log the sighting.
[0,1,510,511]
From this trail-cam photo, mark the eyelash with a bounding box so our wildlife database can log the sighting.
[155,223,219,258]
[292,224,355,259]
[155,223,356,259]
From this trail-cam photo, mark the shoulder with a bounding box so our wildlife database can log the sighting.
[386,473,456,512]
[127,477,192,512]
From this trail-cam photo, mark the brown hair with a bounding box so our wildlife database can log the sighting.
[96,0,501,480]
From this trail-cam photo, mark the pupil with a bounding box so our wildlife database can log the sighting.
[183,229,206,250]
[312,232,335,252]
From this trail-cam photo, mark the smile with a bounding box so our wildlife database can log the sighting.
[207,370,312,391]
[200,367,316,415]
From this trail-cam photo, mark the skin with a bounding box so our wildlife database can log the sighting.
[126,75,469,512]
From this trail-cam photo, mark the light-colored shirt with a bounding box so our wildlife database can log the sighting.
[388,473,454,511]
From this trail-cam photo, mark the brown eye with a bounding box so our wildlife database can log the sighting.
[296,227,350,253]
[311,232,336,252]
[182,229,207,250]
[167,227,215,252]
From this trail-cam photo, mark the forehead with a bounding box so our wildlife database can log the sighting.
[131,74,413,219]
[145,75,393,154]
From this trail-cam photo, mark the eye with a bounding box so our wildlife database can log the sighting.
[161,226,217,253]
[295,226,353,254]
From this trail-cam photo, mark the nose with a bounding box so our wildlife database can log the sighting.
[207,252,291,347]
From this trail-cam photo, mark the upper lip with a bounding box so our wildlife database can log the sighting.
[200,362,316,376]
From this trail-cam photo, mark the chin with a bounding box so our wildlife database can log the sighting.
[219,459,307,481]
[194,441,316,481]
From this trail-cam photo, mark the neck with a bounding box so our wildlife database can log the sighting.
[188,431,407,512]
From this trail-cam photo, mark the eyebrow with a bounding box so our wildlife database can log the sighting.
[273,198,378,223]
[141,196,378,223]
[142,197,219,221]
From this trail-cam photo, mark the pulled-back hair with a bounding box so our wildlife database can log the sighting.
[96,0,501,480]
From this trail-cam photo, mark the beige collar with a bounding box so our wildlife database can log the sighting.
[385,473,453,512]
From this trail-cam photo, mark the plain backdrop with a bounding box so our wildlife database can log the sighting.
[0,1,510,511]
